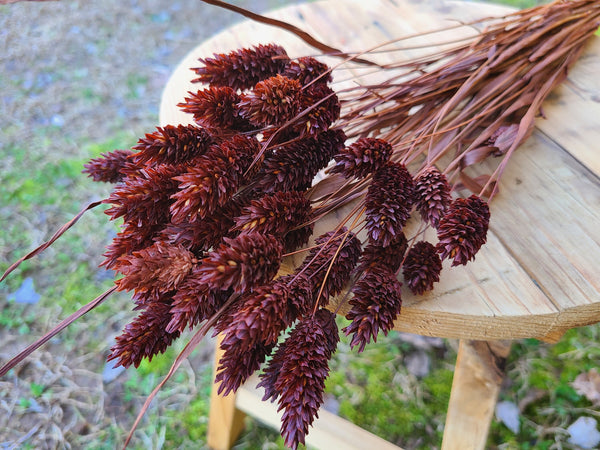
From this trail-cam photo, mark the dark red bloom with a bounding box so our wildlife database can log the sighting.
[192,44,290,91]
[238,74,302,127]
[283,57,332,86]
[104,164,180,227]
[107,300,180,369]
[178,87,253,131]
[131,124,213,166]
[257,338,288,403]
[330,137,392,179]
[277,273,314,321]
[196,232,283,293]
[414,167,452,228]
[365,162,415,246]
[294,83,340,135]
[101,223,163,270]
[160,192,251,252]
[297,227,362,307]
[215,340,275,396]
[233,191,312,238]
[274,309,339,449]
[166,270,232,332]
[116,241,196,293]
[170,134,259,222]
[221,282,290,353]
[343,267,402,352]
[282,225,315,253]
[402,241,442,295]
[83,149,133,183]
[356,233,408,275]
[256,129,346,193]
[436,195,490,266]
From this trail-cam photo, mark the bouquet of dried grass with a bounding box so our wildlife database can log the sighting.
[1,0,599,448]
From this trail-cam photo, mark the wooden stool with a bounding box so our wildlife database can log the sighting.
[159,1,600,448]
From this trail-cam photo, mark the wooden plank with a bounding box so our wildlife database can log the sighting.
[478,131,600,311]
[207,334,246,450]
[441,340,511,450]
[535,37,600,177]
[236,375,402,450]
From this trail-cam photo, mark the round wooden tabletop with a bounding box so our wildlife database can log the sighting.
[160,0,600,343]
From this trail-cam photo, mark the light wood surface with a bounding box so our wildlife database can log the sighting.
[207,334,246,450]
[441,340,511,450]
[160,0,600,344]
[236,374,403,450]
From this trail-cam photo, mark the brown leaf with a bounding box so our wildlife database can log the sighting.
[572,368,600,405]
[458,172,496,198]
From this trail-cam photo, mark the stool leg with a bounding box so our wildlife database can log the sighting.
[207,334,246,450]
[441,339,511,450]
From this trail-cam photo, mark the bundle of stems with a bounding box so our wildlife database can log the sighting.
[1,1,599,449]
[313,0,600,207]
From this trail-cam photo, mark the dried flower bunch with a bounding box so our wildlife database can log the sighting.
[66,43,485,449]
[2,1,600,448]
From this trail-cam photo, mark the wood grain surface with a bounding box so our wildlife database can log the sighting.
[160,0,600,343]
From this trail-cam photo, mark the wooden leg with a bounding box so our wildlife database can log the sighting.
[441,339,511,450]
[207,334,246,450]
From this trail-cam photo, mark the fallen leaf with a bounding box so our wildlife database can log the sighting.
[572,368,600,405]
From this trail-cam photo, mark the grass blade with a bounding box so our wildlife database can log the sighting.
[0,285,117,377]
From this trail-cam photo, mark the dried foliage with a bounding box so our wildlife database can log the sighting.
[2,1,600,448]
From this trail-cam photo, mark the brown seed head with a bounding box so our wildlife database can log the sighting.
[83,149,134,183]
[414,167,452,229]
[197,232,283,293]
[274,309,339,449]
[283,56,332,86]
[330,137,393,179]
[238,74,302,127]
[192,43,290,90]
[344,267,402,352]
[436,195,490,266]
[178,86,253,131]
[256,128,346,193]
[402,241,442,295]
[107,299,180,369]
[116,241,195,293]
[365,162,415,246]
[131,124,213,166]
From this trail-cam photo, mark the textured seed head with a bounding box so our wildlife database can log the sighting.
[436,195,490,266]
[365,162,415,246]
[344,267,402,352]
[178,86,253,131]
[330,137,393,179]
[196,232,283,293]
[192,43,290,90]
[131,124,213,166]
[414,167,452,228]
[83,149,134,183]
[238,74,302,127]
[283,56,332,86]
[402,241,442,295]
